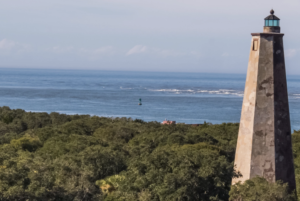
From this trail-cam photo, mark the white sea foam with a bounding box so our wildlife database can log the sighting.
[149,88,244,96]
[120,86,132,90]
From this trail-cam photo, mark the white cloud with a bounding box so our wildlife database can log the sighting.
[93,46,114,55]
[48,46,115,60]
[0,39,16,50]
[190,51,203,58]
[286,49,297,58]
[0,39,31,54]
[127,45,147,55]
[85,46,115,60]
[221,52,230,57]
[50,46,75,53]
[155,49,185,57]
[127,45,203,58]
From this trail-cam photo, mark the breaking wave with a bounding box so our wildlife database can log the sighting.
[148,88,244,96]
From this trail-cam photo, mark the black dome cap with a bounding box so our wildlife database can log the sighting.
[265,9,280,20]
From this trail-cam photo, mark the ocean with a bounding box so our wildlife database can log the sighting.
[1,68,300,131]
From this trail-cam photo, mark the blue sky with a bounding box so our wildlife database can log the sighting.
[0,0,300,74]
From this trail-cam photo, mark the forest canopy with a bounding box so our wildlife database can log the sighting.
[0,106,299,201]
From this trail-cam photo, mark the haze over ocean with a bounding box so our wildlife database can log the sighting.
[1,68,300,130]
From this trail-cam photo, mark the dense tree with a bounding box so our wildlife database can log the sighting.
[0,106,298,200]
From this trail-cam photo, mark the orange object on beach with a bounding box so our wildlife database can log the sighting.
[162,119,176,125]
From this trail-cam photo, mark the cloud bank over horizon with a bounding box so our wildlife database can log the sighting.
[0,0,300,74]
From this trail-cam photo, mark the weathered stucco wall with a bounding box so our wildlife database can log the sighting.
[233,33,296,191]
[251,34,275,182]
[232,36,260,184]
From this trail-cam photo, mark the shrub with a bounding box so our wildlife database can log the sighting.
[229,177,297,201]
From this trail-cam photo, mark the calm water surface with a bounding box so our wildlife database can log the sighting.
[1,68,300,130]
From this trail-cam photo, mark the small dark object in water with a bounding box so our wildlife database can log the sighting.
[139,98,142,105]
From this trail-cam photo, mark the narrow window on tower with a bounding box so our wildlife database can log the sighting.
[253,39,258,51]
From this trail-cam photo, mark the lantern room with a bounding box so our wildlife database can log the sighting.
[265,9,280,27]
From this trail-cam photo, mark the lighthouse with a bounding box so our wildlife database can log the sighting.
[232,10,296,191]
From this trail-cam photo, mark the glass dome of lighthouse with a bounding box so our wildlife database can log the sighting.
[265,9,280,27]
[263,9,281,33]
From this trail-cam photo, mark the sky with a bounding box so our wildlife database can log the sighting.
[0,0,300,74]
